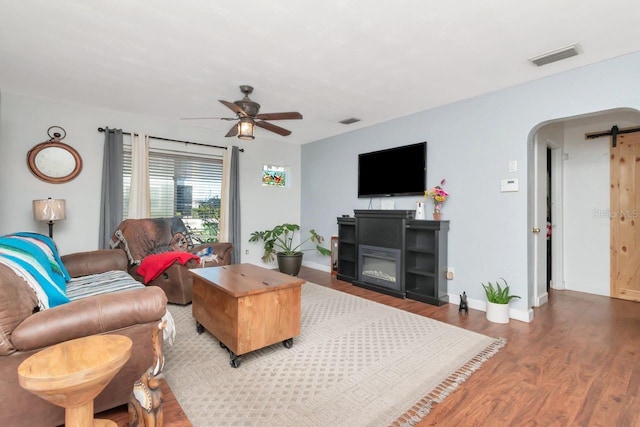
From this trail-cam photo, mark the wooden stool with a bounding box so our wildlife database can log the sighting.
[18,334,132,427]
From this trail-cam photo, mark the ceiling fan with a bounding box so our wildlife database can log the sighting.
[181,85,303,140]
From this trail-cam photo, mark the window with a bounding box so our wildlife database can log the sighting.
[123,143,223,243]
[262,164,287,187]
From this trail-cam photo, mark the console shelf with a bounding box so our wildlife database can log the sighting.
[404,219,449,306]
[336,211,449,306]
[336,217,357,282]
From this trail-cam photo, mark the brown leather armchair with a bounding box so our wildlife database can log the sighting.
[0,248,168,427]
[110,217,233,304]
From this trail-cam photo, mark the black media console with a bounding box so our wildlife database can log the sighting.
[337,210,449,306]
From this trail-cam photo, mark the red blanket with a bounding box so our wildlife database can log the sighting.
[137,252,200,284]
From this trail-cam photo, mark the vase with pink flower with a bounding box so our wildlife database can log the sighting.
[425,179,449,220]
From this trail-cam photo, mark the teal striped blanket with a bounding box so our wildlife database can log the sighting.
[0,232,70,309]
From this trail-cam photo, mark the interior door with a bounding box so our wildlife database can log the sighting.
[611,131,640,302]
[532,136,548,306]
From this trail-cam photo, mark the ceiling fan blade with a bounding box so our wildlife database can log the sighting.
[180,116,237,121]
[255,112,303,121]
[219,100,248,117]
[225,124,239,137]
[255,121,292,136]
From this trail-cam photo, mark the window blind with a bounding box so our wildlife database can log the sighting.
[123,145,223,243]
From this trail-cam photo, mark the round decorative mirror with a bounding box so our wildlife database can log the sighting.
[27,126,83,183]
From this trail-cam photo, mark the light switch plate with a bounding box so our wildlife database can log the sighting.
[509,160,517,172]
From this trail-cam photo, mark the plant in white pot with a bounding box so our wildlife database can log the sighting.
[249,223,331,276]
[482,278,520,324]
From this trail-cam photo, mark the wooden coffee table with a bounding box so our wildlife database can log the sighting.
[191,263,305,368]
[17,334,132,427]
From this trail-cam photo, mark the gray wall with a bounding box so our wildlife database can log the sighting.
[301,50,640,319]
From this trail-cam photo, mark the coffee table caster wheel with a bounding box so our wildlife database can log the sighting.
[230,355,241,368]
[196,322,204,335]
[283,338,293,349]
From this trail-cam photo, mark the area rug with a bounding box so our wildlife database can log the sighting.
[163,283,505,427]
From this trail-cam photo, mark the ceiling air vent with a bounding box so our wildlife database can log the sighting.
[339,117,361,125]
[529,43,581,67]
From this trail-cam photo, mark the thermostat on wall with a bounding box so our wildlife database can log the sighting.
[500,178,519,192]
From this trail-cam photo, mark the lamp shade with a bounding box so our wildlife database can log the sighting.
[238,117,255,140]
[33,198,66,222]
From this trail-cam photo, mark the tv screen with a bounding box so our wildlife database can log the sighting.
[358,142,427,198]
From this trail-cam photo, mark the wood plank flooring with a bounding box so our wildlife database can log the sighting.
[100,267,640,426]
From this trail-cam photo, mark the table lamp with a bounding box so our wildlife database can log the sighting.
[33,198,66,238]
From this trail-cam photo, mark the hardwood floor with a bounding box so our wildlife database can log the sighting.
[101,267,639,426]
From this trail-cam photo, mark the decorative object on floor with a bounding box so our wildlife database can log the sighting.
[27,126,83,183]
[163,283,505,426]
[129,321,167,427]
[249,223,330,275]
[459,291,469,314]
[33,198,66,238]
[18,334,132,427]
[181,85,303,140]
[415,200,426,219]
[426,178,449,220]
[482,278,521,324]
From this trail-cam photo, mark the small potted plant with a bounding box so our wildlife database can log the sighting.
[249,223,331,276]
[482,278,520,324]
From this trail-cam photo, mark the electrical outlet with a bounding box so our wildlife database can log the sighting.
[245,249,249,255]
[446,267,454,280]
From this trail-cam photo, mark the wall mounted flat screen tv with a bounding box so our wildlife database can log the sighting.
[358,141,427,198]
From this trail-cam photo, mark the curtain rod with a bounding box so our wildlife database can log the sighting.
[97,127,244,152]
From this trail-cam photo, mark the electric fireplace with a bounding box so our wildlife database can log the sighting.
[358,244,402,293]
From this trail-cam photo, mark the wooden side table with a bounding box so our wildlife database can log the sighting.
[18,334,132,427]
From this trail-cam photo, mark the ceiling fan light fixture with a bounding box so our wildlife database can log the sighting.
[238,117,255,140]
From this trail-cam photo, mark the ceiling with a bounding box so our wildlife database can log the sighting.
[2,0,640,145]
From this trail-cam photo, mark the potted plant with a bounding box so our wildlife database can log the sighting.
[482,278,520,324]
[249,223,331,276]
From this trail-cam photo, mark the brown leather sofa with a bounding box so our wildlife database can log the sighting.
[0,248,168,427]
[110,217,233,304]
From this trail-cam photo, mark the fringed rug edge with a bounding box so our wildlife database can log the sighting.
[390,337,508,427]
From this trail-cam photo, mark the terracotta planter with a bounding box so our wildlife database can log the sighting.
[277,252,304,276]
[486,301,510,324]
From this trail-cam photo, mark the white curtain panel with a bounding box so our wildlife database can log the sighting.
[219,147,232,241]
[127,133,150,218]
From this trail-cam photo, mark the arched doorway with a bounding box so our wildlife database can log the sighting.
[529,108,640,306]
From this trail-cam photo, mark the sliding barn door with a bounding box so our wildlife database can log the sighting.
[611,131,640,302]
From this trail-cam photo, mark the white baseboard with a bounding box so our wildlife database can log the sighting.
[302,260,331,273]
[448,293,534,323]
[535,292,548,307]
[301,267,535,322]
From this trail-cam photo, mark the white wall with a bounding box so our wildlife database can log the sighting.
[0,91,300,259]
[562,111,640,296]
[302,50,640,320]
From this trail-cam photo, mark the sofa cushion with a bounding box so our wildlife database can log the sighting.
[66,270,145,300]
[0,264,39,355]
